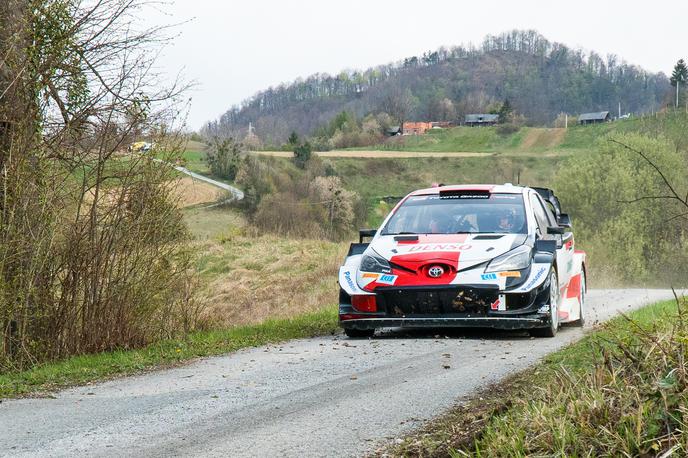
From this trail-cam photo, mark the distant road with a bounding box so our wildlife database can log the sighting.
[172,165,244,201]
[152,158,244,201]
[0,289,678,458]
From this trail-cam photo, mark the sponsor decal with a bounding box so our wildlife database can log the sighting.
[523,267,547,290]
[482,272,521,281]
[343,271,356,290]
[407,244,472,252]
[362,273,379,279]
[499,271,521,278]
[377,274,397,285]
[490,295,507,311]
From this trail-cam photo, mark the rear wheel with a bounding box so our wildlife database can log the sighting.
[344,328,375,338]
[571,270,586,327]
[530,269,560,338]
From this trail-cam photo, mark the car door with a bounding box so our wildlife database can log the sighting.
[530,193,565,287]
[531,192,573,289]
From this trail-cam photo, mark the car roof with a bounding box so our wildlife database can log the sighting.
[408,184,528,196]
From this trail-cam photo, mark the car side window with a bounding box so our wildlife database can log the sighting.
[530,194,550,235]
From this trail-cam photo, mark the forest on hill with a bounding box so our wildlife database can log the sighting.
[202,30,670,145]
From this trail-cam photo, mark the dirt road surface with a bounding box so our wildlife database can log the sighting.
[0,289,677,458]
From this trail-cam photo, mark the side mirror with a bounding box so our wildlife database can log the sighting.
[557,213,572,228]
[547,226,565,235]
[359,229,377,243]
[535,239,557,254]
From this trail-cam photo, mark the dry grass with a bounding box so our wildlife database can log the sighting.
[197,233,347,327]
[520,128,566,149]
[183,206,347,327]
[172,176,225,207]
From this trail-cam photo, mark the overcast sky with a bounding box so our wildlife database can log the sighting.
[153,0,688,130]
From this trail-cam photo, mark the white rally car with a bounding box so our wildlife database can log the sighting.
[338,184,587,338]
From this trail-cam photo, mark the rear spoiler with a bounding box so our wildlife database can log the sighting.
[532,187,562,217]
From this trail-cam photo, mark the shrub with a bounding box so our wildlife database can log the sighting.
[293,142,312,169]
[554,133,688,285]
[206,137,243,180]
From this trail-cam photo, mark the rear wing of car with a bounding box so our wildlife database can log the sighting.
[532,187,572,228]
[532,187,563,216]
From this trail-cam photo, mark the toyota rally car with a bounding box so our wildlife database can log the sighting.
[338,184,587,338]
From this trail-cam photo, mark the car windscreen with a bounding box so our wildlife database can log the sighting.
[382,193,527,235]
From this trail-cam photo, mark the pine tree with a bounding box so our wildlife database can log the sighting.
[498,99,513,124]
[670,59,688,108]
[670,59,688,87]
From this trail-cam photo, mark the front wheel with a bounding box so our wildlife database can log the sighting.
[530,269,560,338]
[344,328,375,338]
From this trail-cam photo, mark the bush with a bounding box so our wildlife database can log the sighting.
[554,133,688,285]
[293,142,312,169]
[206,137,242,180]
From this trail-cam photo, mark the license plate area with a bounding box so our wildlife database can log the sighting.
[379,287,498,317]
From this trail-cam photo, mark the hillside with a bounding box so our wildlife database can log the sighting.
[203,30,669,144]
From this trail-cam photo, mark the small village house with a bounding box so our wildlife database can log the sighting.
[464,114,499,127]
[578,111,611,125]
[402,121,433,135]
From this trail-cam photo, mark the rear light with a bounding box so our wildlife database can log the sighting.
[351,295,377,312]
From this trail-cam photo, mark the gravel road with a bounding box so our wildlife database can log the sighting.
[0,289,678,458]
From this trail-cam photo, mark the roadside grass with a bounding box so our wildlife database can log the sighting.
[193,229,347,328]
[0,308,339,399]
[382,297,688,457]
[182,204,346,327]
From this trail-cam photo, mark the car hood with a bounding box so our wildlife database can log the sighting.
[370,233,523,272]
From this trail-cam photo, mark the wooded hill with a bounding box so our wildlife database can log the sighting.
[203,30,670,145]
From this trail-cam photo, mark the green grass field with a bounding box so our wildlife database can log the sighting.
[346,117,651,154]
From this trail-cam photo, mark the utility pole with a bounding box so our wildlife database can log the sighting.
[618,102,621,119]
[677,81,680,109]
[564,114,568,129]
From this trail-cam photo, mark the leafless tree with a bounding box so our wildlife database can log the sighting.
[0,0,198,369]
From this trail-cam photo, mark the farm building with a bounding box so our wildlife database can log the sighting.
[465,114,499,127]
[578,111,611,125]
[402,122,432,135]
[430,121,453,129]
[385,126,402,136]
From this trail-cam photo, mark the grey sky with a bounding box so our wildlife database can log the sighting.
[155,0,688,129]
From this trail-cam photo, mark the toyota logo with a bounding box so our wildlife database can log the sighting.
[428,266,444,278]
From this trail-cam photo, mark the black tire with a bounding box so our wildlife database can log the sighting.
[570,269,586,327]
[530,269,560,338]
[344,328,375,338]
